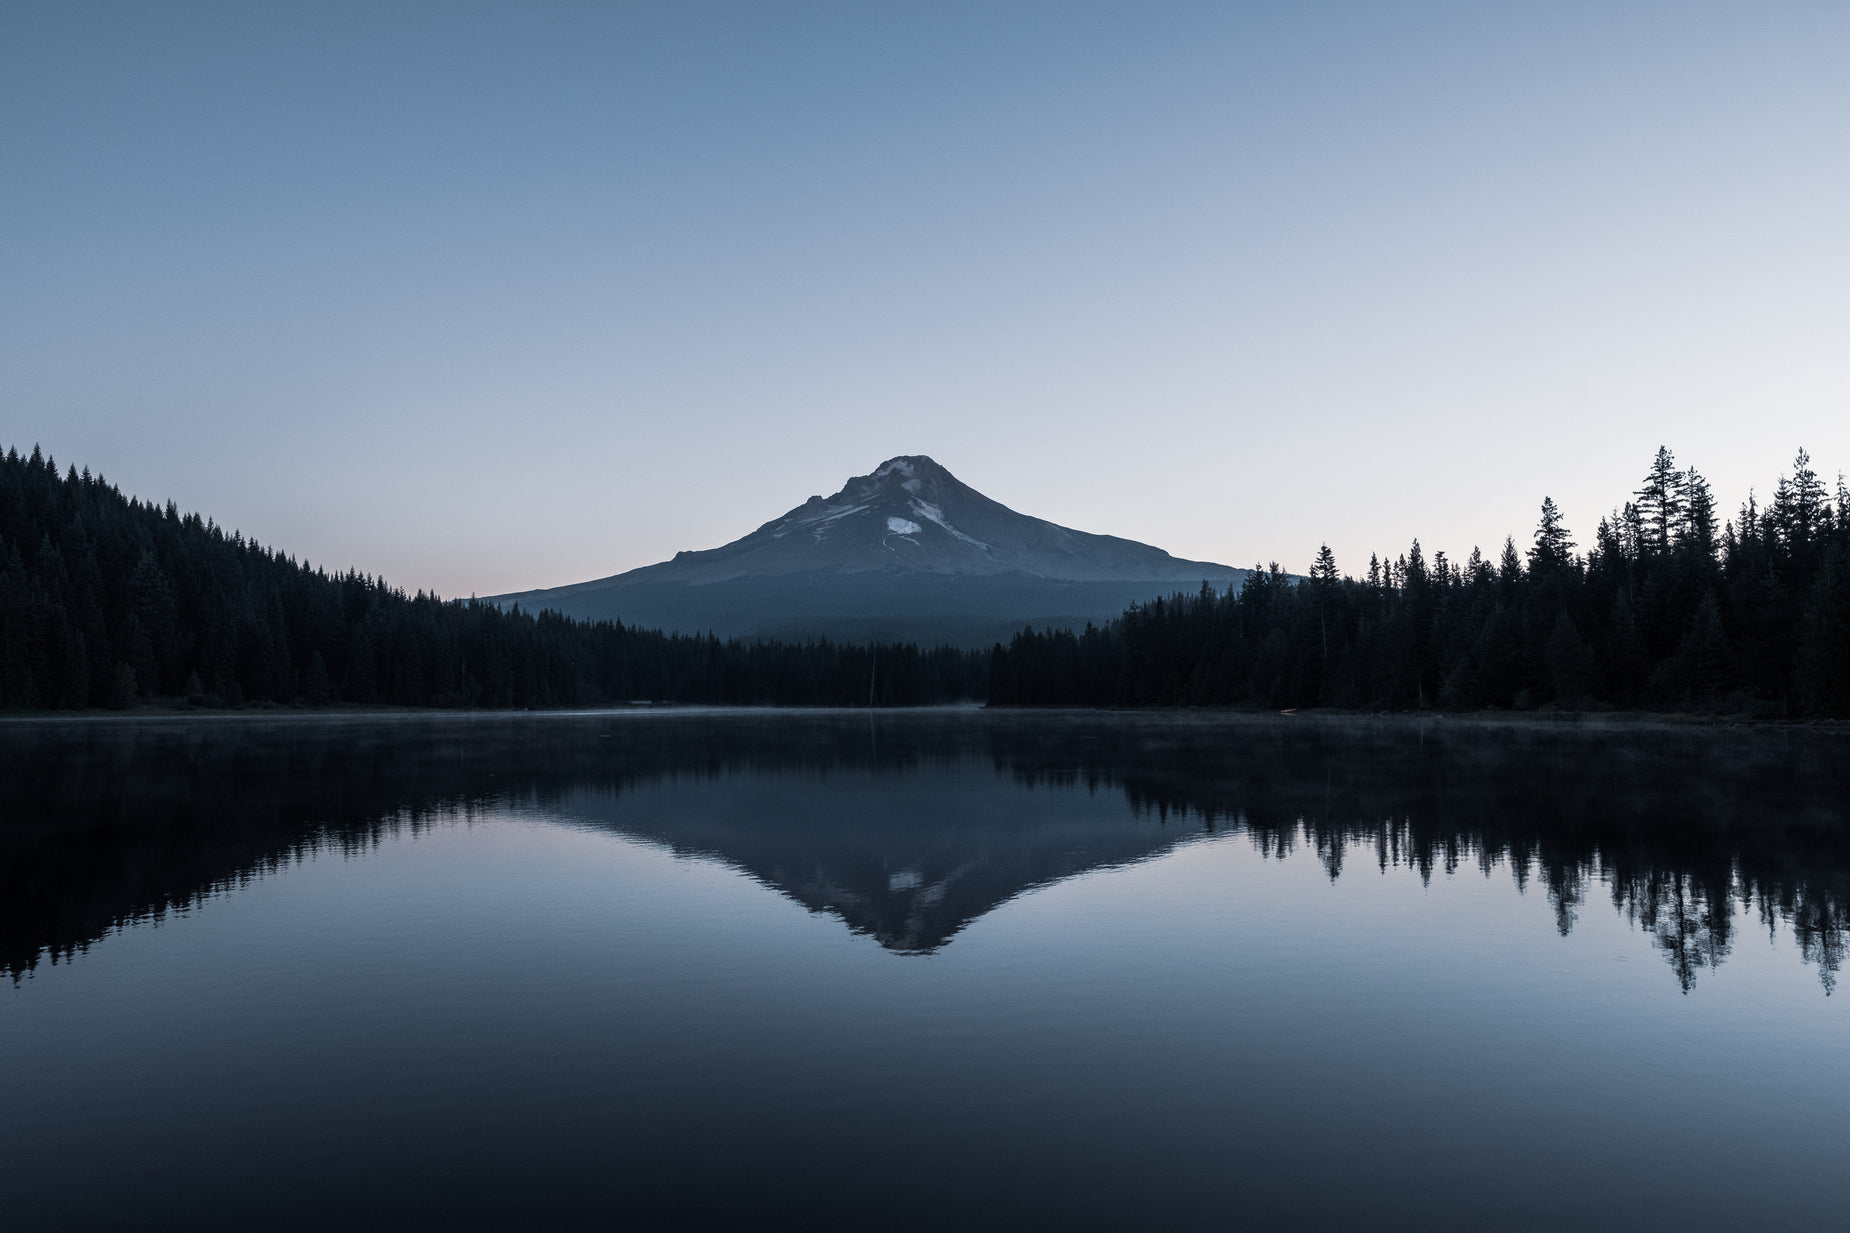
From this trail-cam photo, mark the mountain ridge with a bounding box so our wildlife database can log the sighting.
[490,455,1248,645]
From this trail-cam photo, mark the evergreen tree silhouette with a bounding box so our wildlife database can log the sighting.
[1636,446,1684,554]
[985,443,1847,718]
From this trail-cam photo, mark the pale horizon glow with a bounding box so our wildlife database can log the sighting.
[4,3,1846,596]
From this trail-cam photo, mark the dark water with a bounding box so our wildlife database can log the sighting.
[3,710,1847,1231]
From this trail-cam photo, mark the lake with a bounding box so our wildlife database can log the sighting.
[3,710,1847,1231]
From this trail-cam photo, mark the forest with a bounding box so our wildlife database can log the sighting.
[0,445,986,709]
[7,442,1848,718]
[990,447,1850,718]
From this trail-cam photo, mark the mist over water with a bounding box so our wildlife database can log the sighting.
[3,711,1847,1229]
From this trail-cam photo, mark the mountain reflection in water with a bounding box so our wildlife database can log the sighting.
[4,710,1846,992]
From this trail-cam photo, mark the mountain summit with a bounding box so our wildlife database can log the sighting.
[633,455,1230,584]
[492,456,1246,646]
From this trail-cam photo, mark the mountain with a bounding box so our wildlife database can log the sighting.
[491,455,1248,646]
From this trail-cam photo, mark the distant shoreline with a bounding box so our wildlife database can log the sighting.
[2,701,1841,733]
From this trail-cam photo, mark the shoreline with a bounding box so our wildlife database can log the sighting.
[0,700,1841,733]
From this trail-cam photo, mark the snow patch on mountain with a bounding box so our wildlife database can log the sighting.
[909,499,991,551]
[886,517,923,536]
[791,501,875,542]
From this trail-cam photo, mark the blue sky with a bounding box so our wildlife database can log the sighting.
[5,2,1846,595]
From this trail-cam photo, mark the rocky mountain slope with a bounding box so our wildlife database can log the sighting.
[490,456,1247,646]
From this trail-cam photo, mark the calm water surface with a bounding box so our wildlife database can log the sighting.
[2,710,1847,1231]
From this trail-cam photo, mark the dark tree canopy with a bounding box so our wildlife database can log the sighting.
[8,442,1846,718]
[992,447,1850,719]
[0,446,986,710]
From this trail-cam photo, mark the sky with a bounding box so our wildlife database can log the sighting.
[4,2,1847,596]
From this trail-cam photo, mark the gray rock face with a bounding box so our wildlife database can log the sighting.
[491,455,1247,645]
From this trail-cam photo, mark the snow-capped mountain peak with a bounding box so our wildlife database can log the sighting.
[757,455,1000,560]
[489,455,1247,644]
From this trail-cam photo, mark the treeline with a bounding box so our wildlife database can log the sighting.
[991,447,1850,718]
[0,446,986,709]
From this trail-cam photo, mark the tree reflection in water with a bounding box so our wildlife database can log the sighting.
[3,711,1845,991]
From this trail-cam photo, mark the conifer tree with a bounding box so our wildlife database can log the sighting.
[1545,611,1596,707]
[302,651,334,706]
[1498,538,1522,591]
[1528,498,1575,573]
[1636,447,1684,554]
[1797,546,1850,716]
[1678,468,1718,558]
[1772,448,1828,560]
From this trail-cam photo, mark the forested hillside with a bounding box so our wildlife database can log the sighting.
[9,442,1846,718]
[0,446,986,709]
[991,448,1850,718]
